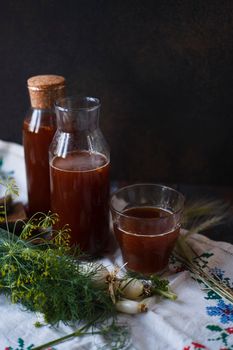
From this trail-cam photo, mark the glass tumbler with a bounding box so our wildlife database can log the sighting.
[110,183,184,274]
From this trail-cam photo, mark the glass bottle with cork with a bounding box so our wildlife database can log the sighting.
[23,75,66,215]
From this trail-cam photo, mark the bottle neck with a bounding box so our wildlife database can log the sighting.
[55,97,100,133]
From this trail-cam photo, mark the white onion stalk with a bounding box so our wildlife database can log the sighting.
[119,278,144,300]
[115,299,148,314]
[141,296,157,309]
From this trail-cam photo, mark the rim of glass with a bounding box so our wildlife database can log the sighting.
[111,223,182,238]
[55,96,100,112]
[110,183,185,220]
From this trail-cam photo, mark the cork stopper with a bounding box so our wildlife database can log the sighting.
[27,75,66,109]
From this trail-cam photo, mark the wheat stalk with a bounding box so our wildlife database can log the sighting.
[173,248,233,303]
[174,199,233,302]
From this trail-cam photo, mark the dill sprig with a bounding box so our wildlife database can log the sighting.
[31,320,130,350]
[0,178,115,324]
[0,176,19,232]
[0,176,19,198]
[0,226,115,325]
[0,178,128,348]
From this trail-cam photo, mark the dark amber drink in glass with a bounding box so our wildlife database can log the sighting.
[50,96,110,255]
[23,112,56,215]
[50,150,110,254]
[23,74,66,215]
[110,184,184,274]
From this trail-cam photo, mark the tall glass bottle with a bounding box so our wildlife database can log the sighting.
[23,75,66,215]
[49,96,110,255]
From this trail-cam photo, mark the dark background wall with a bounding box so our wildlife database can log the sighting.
[0,0,233,186]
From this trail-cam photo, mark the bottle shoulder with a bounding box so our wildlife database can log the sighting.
[49,129,110,161]
[23,108,57,132]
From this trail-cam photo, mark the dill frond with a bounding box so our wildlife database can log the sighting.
[99,321,131,350]
[0,204,5,222]
[0,178,115,325]
[51,224,71,248]
[0,226,115,325]
[0,177,19,198]
[31,320,130,350]
[37,212,59,229]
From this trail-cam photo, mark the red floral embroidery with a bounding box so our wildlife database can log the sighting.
[226,327,233,334]
[183,342,207,350]
[192,342,206,348]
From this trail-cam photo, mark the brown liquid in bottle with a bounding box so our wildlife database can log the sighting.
[23,113,56,214]
[50,150,110,254]
[114,207,180,274]
[23,75,66,215]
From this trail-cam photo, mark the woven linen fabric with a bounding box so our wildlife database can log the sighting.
[1,140,233,350]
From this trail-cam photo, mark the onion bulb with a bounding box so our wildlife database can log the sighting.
[91,265,110,288]
[116,299,148,314]
[79,263,110,288]
[119,278,144,300]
